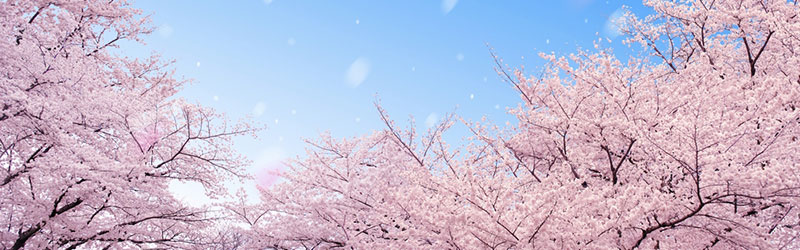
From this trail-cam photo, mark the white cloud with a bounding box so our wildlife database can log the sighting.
[252,146,287,188]
[603,7,626,38]
[441,0,458,14]
[171,144,288,206]
[170,101,183,115]
[169,181,210,207]
[346,57,371,87]
[255,147,285,167]
[158,24,173,38]
[568,0,594,8]
[253,102,266,117]
[425,113,438,128]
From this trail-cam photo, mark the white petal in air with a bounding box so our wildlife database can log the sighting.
[470,94,474,100]
[441,0,458,14]
[196,61,201,67]
[253,102,266,117]
[287,38,296,46]
[263,0,273,5]
[425,113,439,128]
[456,53,464,61]
[355,117,361,123]
[355,19,360,25]
[213,95,219,101]
[346,57,371,87]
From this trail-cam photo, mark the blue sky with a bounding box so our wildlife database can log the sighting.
[122,0,649,203]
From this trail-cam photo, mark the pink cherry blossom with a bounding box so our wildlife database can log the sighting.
[232,0,800,249]
[0,1,258,249]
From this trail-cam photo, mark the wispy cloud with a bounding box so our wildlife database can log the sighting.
[253,102,267,117]
[254,147,287,187]
[158,24,173,38]
[441,0,458,14]
[346,57,371,88]
[603,7,626,39]
[425,112,439,128]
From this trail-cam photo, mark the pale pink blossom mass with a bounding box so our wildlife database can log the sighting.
[230,0,800,249]
[0,0,259,248]
[2,0,800,249]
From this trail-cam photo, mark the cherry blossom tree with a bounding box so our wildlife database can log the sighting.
[238,0,800,249]
[0,1,256,249]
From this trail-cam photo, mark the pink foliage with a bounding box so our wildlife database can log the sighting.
[231,0,800,249]
[0,1,257,249]
[134,122,162,152]
[255,163,285,188]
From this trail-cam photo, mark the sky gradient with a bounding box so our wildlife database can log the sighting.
[121,0,650,204]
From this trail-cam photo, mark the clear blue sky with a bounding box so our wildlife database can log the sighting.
[122,0,649,202]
